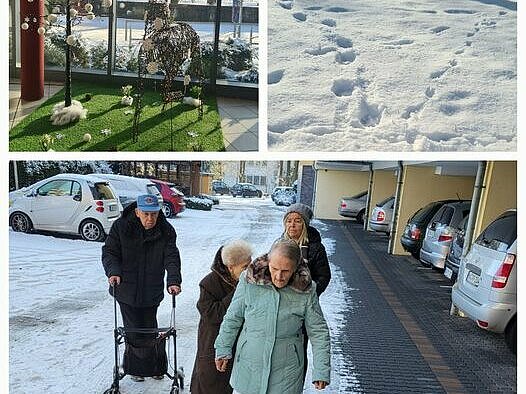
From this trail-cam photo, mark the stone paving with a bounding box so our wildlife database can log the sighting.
[322,220,516,394]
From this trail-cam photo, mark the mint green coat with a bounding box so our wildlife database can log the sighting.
[214,260,331,394]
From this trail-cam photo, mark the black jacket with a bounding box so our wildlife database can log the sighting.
[279,226,331,296]
[102,202,182,307]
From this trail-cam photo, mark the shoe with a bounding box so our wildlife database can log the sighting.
[130,375,145,382]
[152,375,164,380]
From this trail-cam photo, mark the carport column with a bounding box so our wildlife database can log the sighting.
[462,161,486,257]
[388,161,404,254]
[363,163,374,230]
[20,0,45,101]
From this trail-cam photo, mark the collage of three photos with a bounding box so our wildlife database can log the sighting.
[6,0,518,393]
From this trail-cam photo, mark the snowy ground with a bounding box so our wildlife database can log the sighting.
[9,197,353,393]
[267,0,516,151]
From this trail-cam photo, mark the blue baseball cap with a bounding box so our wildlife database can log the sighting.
[137,194,160,212]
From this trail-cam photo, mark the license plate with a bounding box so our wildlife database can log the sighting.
[466,271,480,287]
[109,205,117,211]
[444,267,453,279]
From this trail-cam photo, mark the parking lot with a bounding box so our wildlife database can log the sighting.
[326,220,516,393]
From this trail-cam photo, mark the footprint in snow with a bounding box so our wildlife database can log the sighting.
[331,35,353,48]
[454,48,465,54]
[335,50,357,64]
[304,45,337,56]
[325,6,353,13]
[321,18,337,27]
[383,39,414,48]
[439,103,461,116]
[465,41,473,46]
[431,25,450,34]
[499,11,507,15]
[277,0,293,10]
[466,31,475,37]
[425,87,435,98]
[268,69,285,85]
[401,102,425,119]
[293,12,307,22]
[443,9,477,14]
[331,78,367,97]
[305,6,323,11]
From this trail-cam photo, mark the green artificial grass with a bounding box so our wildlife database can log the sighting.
[9,81,224,151]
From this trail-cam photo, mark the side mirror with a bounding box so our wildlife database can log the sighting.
[73,194,82,202]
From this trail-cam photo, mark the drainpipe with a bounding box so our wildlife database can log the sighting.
[13,161,19,190]
[388,161,404,254]
[363,163,374,230]
[462,161,487,257]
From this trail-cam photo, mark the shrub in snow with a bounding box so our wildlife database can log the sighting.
[50,100,88,126]
[184,196,213,211]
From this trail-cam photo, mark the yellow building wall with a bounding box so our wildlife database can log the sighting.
[475,161,517,237]
[392,166,476,255]
[314,170,370,220]
[367,170,397,230]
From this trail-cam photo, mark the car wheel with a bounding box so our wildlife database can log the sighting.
[356,210,365,224]
[80,219,105,242]
[10,212,33,233]
[162,202,173,218]
[505,316,516,354]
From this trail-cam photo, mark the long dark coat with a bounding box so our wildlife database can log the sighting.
[102,202,182,307]
[280,226,331,296]
[190,247,236,394]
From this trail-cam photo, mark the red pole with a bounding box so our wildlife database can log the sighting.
[20,0,45,101]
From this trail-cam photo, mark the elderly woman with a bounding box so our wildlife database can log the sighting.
[279,203,331,296]
[190,240,253,394]
[214,240,331,394]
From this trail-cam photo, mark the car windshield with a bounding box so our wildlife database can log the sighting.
[376,196,394,207]
[475,212,516,251]
[147,185,160,195]
[90,182,116,200]
[169,186,183,195]
[351,191,367,199]
[410,202,440,221]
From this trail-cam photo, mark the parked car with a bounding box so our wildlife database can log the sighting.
[89,173,163,209]
[420,200,471,270]
[211,180,230,195]
[9,174,121,242]
[369,196,395,234]
[273,187,296,206]
[272,186,292,202]
[150,179,186,218]
[444,216,469,282]
[400,199,459,258]
[338,191,368,223]
[196,194,219,205]
[451,209,517,353]
[230,183,262,198]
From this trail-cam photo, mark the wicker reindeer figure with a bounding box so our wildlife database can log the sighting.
[132,0,204,143]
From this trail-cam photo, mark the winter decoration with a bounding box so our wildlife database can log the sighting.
[84,3,93,12]
[37,26,46,35]
[132,0,205,147]
[55,133,65,140]
[49,100,87,126]
[121,85,134,106]
[21,23,29,30]
[66,35,76,46]
[100,129,112,135]
[40,134,55,151]
[183,97,201,107]
[101,0,112,7]
[83,133,92,142]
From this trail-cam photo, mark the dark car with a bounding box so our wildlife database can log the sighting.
[444,216,469,282]
[211,180,230,195]
[230,183,261,198]
[400,199,459,258]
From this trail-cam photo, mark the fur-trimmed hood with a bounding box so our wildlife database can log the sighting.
[246,254,312,293]
[210,246,237,288]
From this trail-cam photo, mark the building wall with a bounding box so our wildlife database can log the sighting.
[314,169,370,220]
[475,161,517,236]
[392,165,476,255]
[201,174,213,194]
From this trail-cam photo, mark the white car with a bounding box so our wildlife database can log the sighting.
[451,209,517,353]
[89,173,163,209]
[9,174,121,242]
[369,196,395,234]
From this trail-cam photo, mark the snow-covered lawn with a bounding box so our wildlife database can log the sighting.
[268,0,516,151]
[9,197,352,393]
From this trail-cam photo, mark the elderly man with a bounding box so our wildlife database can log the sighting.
[102,194,181,382]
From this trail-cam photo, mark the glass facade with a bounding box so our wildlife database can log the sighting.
[11,0,258,87]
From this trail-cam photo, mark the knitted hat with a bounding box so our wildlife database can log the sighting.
[285,203,313,226]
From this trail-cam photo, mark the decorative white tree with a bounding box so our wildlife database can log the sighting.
[21,0,113,125]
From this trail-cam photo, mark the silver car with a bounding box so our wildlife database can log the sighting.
[451,210,517,353]
[9,174,121,241]
[369,196,395,234]
[420,200,471,269]
[338,191,368,223]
